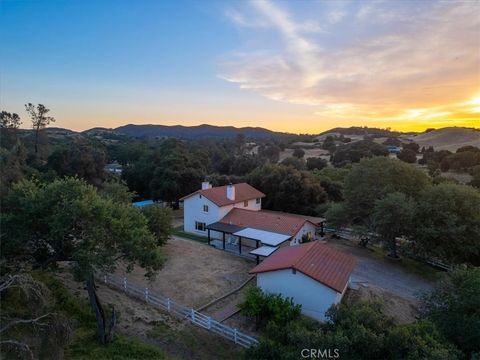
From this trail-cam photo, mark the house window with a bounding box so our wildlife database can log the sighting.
[244,200,249,207]
[256,198,261,204]
[292,268,297,275]
[203,204,208,212]
[195,221,206,232]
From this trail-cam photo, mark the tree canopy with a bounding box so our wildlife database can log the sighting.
[343,157,429,221]
[247,164,327,215]
[413,183,480,265]
[420,266,480,358]
[1,177,168,343]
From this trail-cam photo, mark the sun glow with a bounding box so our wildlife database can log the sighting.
[466,96,480,106]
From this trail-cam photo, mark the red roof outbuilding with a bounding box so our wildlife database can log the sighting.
[250,241,357,293]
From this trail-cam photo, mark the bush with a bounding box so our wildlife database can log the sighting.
[402,142,420,153]
[247,301,461,360]
[420,266,480,358]
[331,140,388,167]
[239,287,301,330]
[397,149,417,163]
[306,157,327,171]
[280,156,306,170]
[292,148,305,158]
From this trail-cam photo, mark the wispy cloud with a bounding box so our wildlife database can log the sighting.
[220,0,480,127]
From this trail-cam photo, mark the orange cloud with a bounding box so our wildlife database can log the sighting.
[221,0,480,133]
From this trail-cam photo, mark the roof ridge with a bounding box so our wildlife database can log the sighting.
[260,209,309,219]
[202,182,248,190]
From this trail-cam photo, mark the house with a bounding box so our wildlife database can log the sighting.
[386,145,401,154]
[181,182,325,261]
[250,241,356,321]
[104,162,123,174]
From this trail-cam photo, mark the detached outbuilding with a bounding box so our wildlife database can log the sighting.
[250,241,357,321]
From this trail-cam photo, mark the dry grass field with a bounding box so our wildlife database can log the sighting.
[56,270,243,360]
[279,148,330,162]
[111,237,253,308]
[401,127,480,151]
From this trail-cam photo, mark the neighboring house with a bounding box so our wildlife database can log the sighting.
[104,162,123,174]
[386,145,401,154]
[181,182,325,261]
[250,241,356,321]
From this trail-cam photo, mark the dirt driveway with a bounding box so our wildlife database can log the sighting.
[325,238,433,300]
[112,237,253,308]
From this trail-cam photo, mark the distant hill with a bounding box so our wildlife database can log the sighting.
[112,124,287,139]
[318,126,403,138]
[402,127,480,152]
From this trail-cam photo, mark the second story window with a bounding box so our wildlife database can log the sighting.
[203,204,208,212]
[244,200,249,207]
[256,198,261,204]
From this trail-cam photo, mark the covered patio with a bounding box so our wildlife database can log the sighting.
[206,222,291,263]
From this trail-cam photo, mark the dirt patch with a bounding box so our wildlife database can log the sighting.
[345,286,419,324]
[111,237,253,308]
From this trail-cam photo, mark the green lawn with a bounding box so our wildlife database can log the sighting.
[172,225,208,243]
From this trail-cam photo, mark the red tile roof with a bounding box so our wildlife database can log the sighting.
[220,208,315,236]
[250,241,357,293]
[180,183,265,207]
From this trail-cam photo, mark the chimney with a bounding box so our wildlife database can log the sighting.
[201,181,212,190]
[227,183,235,201]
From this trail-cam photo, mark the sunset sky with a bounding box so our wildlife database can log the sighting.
[1,0,479,134]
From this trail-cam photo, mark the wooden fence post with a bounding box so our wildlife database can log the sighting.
[145,288,149,302]
[191,309,195,323]
[207,317,212,329]
[167,298,171,312]
[123,277,127,292]
[103,275,107,284]
[234,328,238,344]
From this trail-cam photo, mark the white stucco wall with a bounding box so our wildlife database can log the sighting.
[183,192,261,236]
[233,198,262,211]
[256,269,344,321]
[183,195,223,235]
[290,222,317,245]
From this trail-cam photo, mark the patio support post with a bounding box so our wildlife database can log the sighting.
[238,236,242,254]
[256,240,259,248]
[207,228,211,245]
[222,232,226,250]
[320,222,324,237]
[256,255,259,265]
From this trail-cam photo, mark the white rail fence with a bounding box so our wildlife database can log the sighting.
[98,274,258,348]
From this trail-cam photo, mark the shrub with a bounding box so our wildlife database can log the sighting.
[397,149,417,163]
[239,287,301,330]
[292,148,305,158]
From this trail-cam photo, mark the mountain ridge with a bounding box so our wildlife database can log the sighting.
[40,124,479,145]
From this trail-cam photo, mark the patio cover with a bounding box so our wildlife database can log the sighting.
[206,222,245,234]
[250,246,279,257]
[233,228,291,246]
